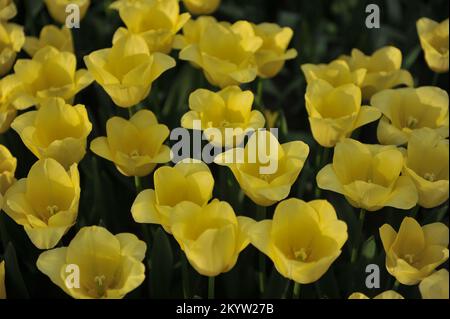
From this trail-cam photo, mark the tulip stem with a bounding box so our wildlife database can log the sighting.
[410,205,420,219]
[134,176,143,193]
[257,206,267,295]
[292,282,301,299]
[350,208,366,263]
[256,78,264,109]
[208,276,215,299]
[181,253,190,299]
[392,279,400,292]
[432,72,439,86]
[314,146,330,198]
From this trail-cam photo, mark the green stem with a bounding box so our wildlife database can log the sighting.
[350,208,366,263]
[257,205,267,295]
[281,279,291,299]
[432,72,440,86]
[256,78,264,109]
[181,253,190,299]
[134,176,143,193]
[314,146,330,198]
[208,276,215,299]
[392,279,400,292]
[410,205,420,219]
[292,282,301,299]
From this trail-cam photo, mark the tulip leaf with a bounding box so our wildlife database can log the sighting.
[149,227,174,298]
[4,243,30,299]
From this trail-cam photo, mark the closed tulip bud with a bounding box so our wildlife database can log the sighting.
[339,46,414,100]
[44,0,90,25]
[215,130,309,206]
[170,200,254,277]
[380,217,449,285]
[246,198,348,284]
[0,144,16,209]
[181,86,265,147]
[0,260,5,299]
[23,25,74,57]
[253,23,297,79]
[37,226,146,299]
[84,34,175,108]
[419,269,449,299]
[317,138,418,211]
[305,79,381,147]
[90,110,171,177]
[348,291,404,299]
[0,0,16,21]
[11,46,93,110]
[11,98,92,169]
[182,0,220,15]
[131,159,214,233]
[417,18,449,73]
[403,128,449,208]
[301,60,366,87]
[0,75,23,133]
[179,19,262,88]
[113,0,190,54]
[371,87,449,146]
[0,21,25,76]
[3,158,80,249]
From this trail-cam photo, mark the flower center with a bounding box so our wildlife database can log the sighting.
[424,172,436,182]
[220,120,231,128]
[403,254,416,265]
[130,149,140,158]
[406,116,419,129]
[94,275,107,297]
[294,248,310,262]
[259,174,272,182]
[46,205,59,216]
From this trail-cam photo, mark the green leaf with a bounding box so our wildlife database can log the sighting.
[4,243,30,299]
[149,227,174,298]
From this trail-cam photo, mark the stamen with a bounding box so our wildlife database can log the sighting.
[424,173,436,182]
[130,150,140,158]
[94,275,106,297]
[46,205,59,216]
[294,248,309,262]
[406,116,419,129]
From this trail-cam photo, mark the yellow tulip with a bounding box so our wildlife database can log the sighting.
[419,269,449,299]
[246,198,347,284]
[215,130,309,206]
[0,75,23,133]
[84,33,175,108]
[44,0,90,25]
[11,98,92,169]
[2,158,80,249]
[371,87,449,145]
[113,0,190,54]
[301,60,366,87]
[348,291,404,299]
[10,46,93,110]
[23,25,74,57]
[0,21,25,76]
[181,86,265,147]
[179,19,262,88]
[305,79,381,147]
[253,23,297,78]
[172,15,217,52]
[37,226,146,299]
[182,0,220,15]
[0,260,5,299]
[417,18,449,73]
[90,109,171,177]
[109,0,142,10]
[317,138,418,211]
[339,46,414,100]
[403,128,449,208]
[131,159,214,233]
[170,200,253,277]
[0,143,16,209]
[0,0,16,21]
[380,217,449,285]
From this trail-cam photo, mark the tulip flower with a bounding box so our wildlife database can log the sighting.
[246,198,348,284]
[181,86,265,147]
[37,226,146,299]
[305,79,381,147]
[348,291,404,299]
[380,217,449,285]
[84,33,175,108]
[90,110,171,177]
[403,128,449,208]
[417,18,449,73]
[44,0,90,25]
[252,23,298,78]
[317,138,418,211]
[301,60,366,87]
[419,269,449,299]
[0,144,16,209]
[0,75,23,133]
[112,0,190,54]
[0,21,25,76]
[371,87,449,145]
[179,19,262,88]
[10,46,93,110]
[11,98,92,169]
[23,25,74,57]
[132,160,214,232]
[182,0,220,15]
[173,15,217,52]
[2,158,80,249]
[0,0,16,21]
[339,46,414,100]
[0,260,5,299]
[215,130,309,206]
[170,200,254,277]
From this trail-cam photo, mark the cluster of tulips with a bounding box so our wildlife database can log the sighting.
[0,0,449,299]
